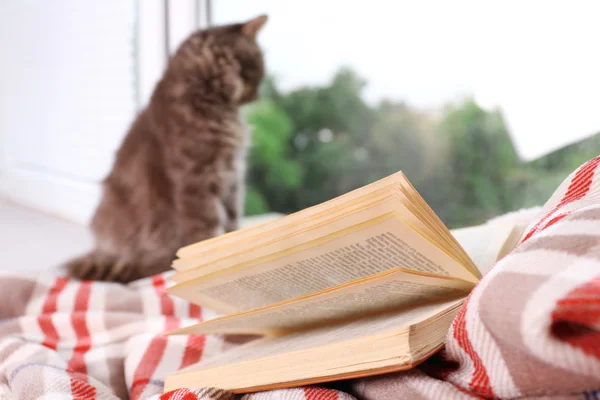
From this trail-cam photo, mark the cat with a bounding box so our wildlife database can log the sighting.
[64,15,267,283]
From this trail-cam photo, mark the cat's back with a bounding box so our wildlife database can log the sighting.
[103,109,172,206]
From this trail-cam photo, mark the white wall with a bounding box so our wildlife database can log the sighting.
[0,0,138,223]
[0,0,202,224]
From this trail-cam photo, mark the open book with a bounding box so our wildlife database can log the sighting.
[164,171,526,393]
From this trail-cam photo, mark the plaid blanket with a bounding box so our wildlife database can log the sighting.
[2,157,600,400]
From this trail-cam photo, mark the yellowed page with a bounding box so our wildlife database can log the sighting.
[173,183,457,273]
[167,213,478,314]
[170,191,463,283]
[175,178,476,273]
[165,299,463,393]
[176,172,409,259]
[172,298,463,371]
[395,174,478,274]
[173,188,395,271]
[168,268,473,335]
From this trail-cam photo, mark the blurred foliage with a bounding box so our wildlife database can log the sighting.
[244,101,303,215]
[244,67,599,228]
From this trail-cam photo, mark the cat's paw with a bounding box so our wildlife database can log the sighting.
[63,252,137,283]
[64,253,98,280]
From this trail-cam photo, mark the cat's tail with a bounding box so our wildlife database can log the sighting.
[63,251,138,284]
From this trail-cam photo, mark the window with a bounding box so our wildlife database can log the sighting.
[213,0,600,228]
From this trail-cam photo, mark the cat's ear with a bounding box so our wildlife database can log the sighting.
[241,15,268,39]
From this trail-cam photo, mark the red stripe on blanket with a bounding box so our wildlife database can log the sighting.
[160,388,199,400]
[154,275,178,329]
[38,276,69,349]
[541,212,572,232]
[189,303,202,319]
[38,278,97,398]
[452,299,495,398]
[552,276,600,360]
[130,338,169,400]
[179,335,206,369]
[522,156,600,243]
[303,387,339,400]
[70,376,98,398]
[180,304,204,368]
[68,282,93,378]
[131,276,181,400]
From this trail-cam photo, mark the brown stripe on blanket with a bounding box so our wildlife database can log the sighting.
[0,339,26,384]
[0,277,36,318]
[350,370,451,400]
[531,396,591,400]
[184,387,235,399]
[478,272,600,396]
[103,313,147,332]
[0,319,23,337]
[514,235,600,257]
[567,206,600,221]
[104,286,144,314]
[104,357,128,400]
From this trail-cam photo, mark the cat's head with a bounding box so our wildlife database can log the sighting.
[168,15,267,106]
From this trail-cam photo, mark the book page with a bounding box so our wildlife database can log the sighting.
[177,298,464,371]
[173,192,398,273]
[173,188,394,271]
[168,213,478,314]
[176,172,477,273]
[396,174,479,275]
[176,172,409,259]
[169,268,472,335]
[171,192,460,283]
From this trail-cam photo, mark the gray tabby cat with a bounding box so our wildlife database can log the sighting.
[64,15,267,283]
